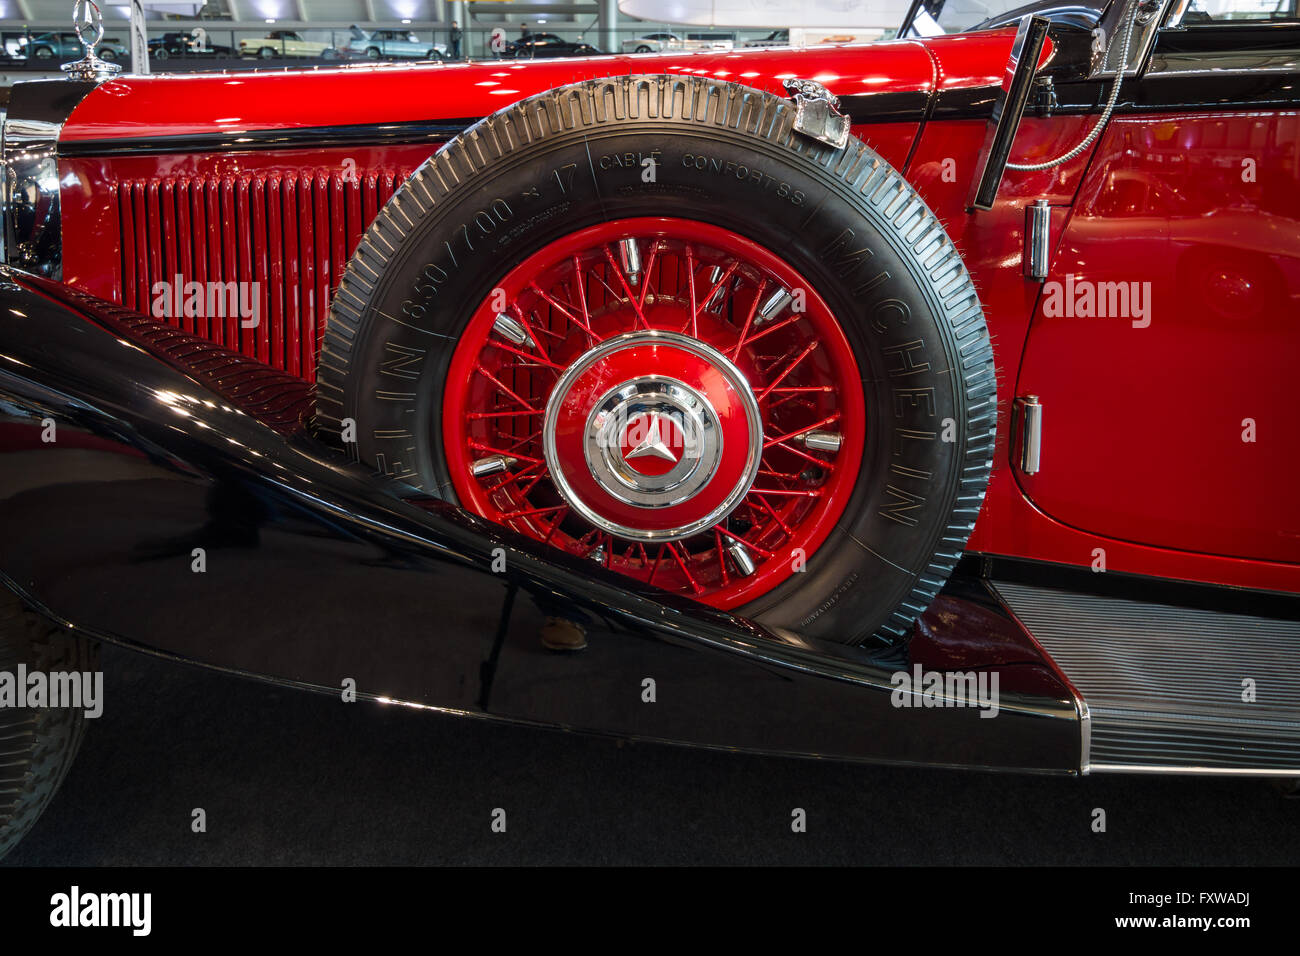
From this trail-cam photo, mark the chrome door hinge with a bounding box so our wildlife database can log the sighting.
[1014,395,1043,475]
[1024,199,1052,281]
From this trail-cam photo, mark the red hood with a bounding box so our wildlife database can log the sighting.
[58,31,1018,144]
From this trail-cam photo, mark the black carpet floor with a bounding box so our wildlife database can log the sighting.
[3,642,1297,866]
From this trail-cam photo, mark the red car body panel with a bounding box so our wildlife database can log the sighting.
[1016,111,1300,566]
[57,40,947,141]
[44,29,1300,596]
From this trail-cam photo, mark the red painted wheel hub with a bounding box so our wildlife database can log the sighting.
[443,217,865,610]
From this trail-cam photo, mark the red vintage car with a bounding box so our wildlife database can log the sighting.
[0,0,1297,859]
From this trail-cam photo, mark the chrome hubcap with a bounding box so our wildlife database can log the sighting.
[542,331,763,541]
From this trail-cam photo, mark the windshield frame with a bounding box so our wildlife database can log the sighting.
[898,0,1111,36]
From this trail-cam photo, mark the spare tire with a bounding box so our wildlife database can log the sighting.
[317,75,995,647]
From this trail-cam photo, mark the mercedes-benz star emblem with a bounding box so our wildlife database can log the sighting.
[624,414,681,468]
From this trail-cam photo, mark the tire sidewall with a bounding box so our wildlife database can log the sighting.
[326,81,986,643]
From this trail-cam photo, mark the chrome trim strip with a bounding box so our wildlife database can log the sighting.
[986,578,1092,774]
[1078,694,1093,774]
[3,116,63,279]
[1163,0,1193,29]
[1089,763,1300,776]
[58,120,477,157]
[1147,50,1300,77]
[0,116,6,267]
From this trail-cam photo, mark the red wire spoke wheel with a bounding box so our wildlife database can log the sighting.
[442,218,865,609]
[319,76,995,647]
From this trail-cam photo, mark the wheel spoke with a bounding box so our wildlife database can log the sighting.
[483,461,542,493]
[756,340,819,402]
[665,541,703,594]
[541,506,570,546]
[532,282,598,344]
[738,313,802,353]
[713,528,731,586]
[764,413,842,450]
[684,245,698,338]
[474,363,540,413]
[468,440,542,466]
[766,439,830,470]
[490,339,564,370]
[713,524,774,559]
[637,240,661,311]
[751,493,794,536]
[568,258,599,346]
[730,279,766,361]
[500,503,567,521]
[469,409,545,421]
[602,246,651,329]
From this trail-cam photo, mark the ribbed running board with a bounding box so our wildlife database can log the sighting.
[991,580,1300,775]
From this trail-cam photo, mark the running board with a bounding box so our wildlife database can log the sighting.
[991,580,1300,776]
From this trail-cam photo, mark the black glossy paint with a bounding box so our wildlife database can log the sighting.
[0,271,1080,773]
[933,18,1300,119]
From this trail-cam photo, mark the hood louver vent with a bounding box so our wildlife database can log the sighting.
[115,164,411,380]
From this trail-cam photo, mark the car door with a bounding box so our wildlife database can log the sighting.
[1014,3,1300,564]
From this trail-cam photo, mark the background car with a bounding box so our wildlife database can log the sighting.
[621,31,734,53]
[238,30,337,60]
[17,31,128,62]
[343,26,445,60]
[502,32,602,58]
[682,31,735,50]
[742,29,790,47]
[148,31,235,59]
[621,32,685,53]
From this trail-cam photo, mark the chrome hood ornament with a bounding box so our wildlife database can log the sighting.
[61,0,122,81]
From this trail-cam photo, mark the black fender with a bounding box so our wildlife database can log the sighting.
[0,269,1080,772]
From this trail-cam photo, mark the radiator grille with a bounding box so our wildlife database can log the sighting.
[115,166,412,381]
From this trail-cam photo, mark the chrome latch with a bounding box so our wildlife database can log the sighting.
[1014,396,1043,475]
[784,78,851,150]
[1034,75,1058,117]
[61,0,122,82]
